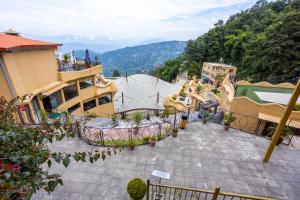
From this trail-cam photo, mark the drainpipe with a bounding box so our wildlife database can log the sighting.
[0,56,16,98]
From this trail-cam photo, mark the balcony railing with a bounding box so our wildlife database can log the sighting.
[58,63,94,72]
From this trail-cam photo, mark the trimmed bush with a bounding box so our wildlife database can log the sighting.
[127,178,147,200]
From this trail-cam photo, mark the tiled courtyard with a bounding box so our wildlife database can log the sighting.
[33,122,300,200]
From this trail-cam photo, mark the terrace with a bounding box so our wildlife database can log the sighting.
[32,121,300,200]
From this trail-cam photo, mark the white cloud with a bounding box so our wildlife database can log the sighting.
[0,0,256,42]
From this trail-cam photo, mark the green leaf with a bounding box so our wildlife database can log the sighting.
[48,180,58,192]
[101,153,106,161]
[89,157,94,163]
[73,154,80,162]
[4,172,11,179]
[62,157,70,168]
[58,179,63,186]
[47,159,52,168]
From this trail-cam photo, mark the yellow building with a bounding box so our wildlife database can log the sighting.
[0,31,117,124]
[201,62,237,85]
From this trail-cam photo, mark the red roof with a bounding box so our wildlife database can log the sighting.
[0,33,62,52]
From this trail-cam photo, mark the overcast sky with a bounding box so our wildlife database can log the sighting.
[0,0,257,43]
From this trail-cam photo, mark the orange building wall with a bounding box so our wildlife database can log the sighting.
[2,48,58,97]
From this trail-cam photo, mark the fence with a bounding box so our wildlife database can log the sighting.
[75,120,173,147]
[13,105,297,147]
[146,180,274,200]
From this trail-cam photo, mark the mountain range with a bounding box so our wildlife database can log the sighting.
[74,41,187,76]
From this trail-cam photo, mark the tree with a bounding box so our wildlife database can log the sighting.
[112,69,121,77]
[84,49,91,66]
[152,0,299,84]
[63,54,69,63]
[0,96,118,199]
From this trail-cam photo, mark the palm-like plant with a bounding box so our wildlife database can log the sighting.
[267,125,293,145]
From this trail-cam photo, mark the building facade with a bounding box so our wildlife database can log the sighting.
[0,32,117,124]
[201,62,237,86]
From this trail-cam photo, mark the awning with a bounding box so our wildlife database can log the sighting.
[41,82,68,96]
[258,112,300,129]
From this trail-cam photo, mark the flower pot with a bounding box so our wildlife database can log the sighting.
[171,129,178,137]
[224,124,230,131]
[149,138,156,147]
[179,114,188,129]
[203,119,207,124]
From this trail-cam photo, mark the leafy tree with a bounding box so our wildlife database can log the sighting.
[153,0,299,84]
[0,96,118,199]
[112,69,121,77]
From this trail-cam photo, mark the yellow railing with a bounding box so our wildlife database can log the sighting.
[146,180,274,200]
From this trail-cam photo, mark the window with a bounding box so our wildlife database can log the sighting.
[80,77,94,90]
[98,94,112,105]
[42,90,63,111]
[229,69,234,73]
[68,103,81,113]
[63,83,78,101]
[83,99,96,111]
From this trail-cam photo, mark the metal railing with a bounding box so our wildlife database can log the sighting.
[75,120,172,147]
[58,63,94,72]
[146,180,274,200]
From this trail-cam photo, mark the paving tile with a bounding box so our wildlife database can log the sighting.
[32,122,300,200]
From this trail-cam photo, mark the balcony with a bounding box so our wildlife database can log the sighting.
[58,64,102,82]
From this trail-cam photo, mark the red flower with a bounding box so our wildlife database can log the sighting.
[6,164,21,172]
[0,161,5,168]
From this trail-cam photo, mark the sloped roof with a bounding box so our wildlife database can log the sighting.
[0,33,61,52]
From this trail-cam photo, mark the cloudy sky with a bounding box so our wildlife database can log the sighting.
[0,0,257,44]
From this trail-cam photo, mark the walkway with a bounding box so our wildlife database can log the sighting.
[33,122,300,200]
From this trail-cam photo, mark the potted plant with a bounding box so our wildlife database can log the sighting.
[143,136,150,144]
[127,178,147,200]
[133,112,143,134]
[149,136,156,147]
[202,111,209,124]
[179,113,188,129]
[172,127,178,137]
[267,125,292,145]
[223,114,236,131]
[111,113,118,126]
[195,85,203,94]
[171,94,177,101]
[146,112,150,120]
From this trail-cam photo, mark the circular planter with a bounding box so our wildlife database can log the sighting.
[224,124,230,131]
[149,138,156,147]
[172,130,178,137]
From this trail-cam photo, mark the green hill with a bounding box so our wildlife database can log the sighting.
[153,0,300,83]
[74,41,186,76]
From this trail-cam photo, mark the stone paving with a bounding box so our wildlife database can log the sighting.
[32,122,300,200]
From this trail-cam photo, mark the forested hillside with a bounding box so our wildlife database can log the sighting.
[75,41,186,76]
[153,0,300,83]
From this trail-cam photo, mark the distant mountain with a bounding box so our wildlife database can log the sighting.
[75,41,187,76]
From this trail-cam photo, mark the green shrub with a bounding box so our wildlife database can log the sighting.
[127,178,147,200]
[133,112,143,126]
[111,113,117,124]
[179,90,187,97]
[295,103,300,111]
[211,88,218,94]
[195,85,204,93]
[143,136,150,144]
[171,94,177,101]
[224,114,236,125]
[86,112,97,118]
